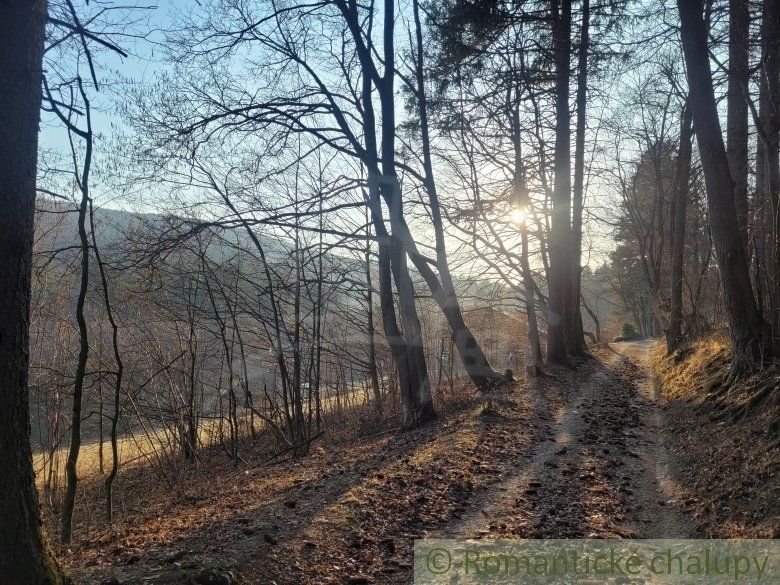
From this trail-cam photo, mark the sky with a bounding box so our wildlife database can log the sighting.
[40,0,179,211]
[38,0,692,274]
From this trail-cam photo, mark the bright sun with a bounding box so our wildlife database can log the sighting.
[510,208,526,224]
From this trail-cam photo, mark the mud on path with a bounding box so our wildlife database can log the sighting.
[67,343,696,585]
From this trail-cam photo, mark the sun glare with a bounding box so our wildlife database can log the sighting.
[510,208,526,224]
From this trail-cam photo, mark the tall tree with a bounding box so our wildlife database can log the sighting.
[569,0,591,357]
[510,84,544,374]
[667,104,694,352]
[344,0,435,424]
[0,0,70,582]
[726,0,749,244]
[409,0,506,388]
[57,79,93,545]
[375,0,435,423]
[547,0,574,364]
[760,0,780,338]
[678,0,767,374]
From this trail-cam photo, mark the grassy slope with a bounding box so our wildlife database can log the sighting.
[650,337,779,537]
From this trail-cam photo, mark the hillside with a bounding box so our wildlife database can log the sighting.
[650,338,780,537]
[54,341,779,584]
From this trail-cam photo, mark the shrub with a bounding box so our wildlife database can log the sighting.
[621,323,637,338]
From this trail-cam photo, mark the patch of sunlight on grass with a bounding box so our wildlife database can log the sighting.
[32,414,256,487]
[649,336,730,401]
[408,422,477,468]
[35,385,375,487]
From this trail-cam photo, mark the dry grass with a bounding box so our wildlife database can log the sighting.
[34,415,255,489]
[55,380,495,583]
[34,383,379,490]
[649,335,730,402]
[648,335,779,538]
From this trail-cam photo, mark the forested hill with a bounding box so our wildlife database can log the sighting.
[35,203,292,263]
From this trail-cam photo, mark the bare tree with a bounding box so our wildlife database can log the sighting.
[726,0,750,243]
[46,77,93,544]
[569,0,591,357]
[88,199,125,523]
[678,0,768,374]
[667,104,694,352]
[547,0,574,364]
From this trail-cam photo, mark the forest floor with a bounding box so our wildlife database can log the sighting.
[60,341,778,585]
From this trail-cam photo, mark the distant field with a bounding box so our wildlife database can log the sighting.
[33,383,375,486]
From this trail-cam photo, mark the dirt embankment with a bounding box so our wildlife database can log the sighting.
[650,337,779,538]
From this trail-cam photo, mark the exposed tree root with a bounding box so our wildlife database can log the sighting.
[737,380,778,420]
[706,370,779,423]
[704,374,727,398]
[475,370,516,393]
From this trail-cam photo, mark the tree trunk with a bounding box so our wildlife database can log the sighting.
[404,252,505,387]
[755,79,770,321]
[365,219,382,411]
[332,0,435,422]
[292,184,306,451]
[367,191,435,425]
[510,86,543,374]
[364,159,435,426]
[0,0,70,581]
[61,87,94,548]
[389,232,435,424]
[183,298,198,460]
[667,104,694,353]
[357,4,434,425]
[726,0,750,246]
[406,0,506,389]
[569,0,590,356]
[521,227,544,373]
[678,0,767,373]
[378,0,433,424]
[314,214,324,430]
[582,297,601,342]
[547,0,573,364]
[89,199,125,523]
[761,0,780,341]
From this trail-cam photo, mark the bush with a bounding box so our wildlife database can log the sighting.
[621,323,637,338]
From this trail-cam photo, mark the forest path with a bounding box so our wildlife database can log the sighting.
[434,340,696,541]
[68,342,699,585]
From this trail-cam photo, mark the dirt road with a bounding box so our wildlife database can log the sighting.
[434,341,696,542]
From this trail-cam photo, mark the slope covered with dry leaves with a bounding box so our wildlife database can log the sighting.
[55,342,778,584]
